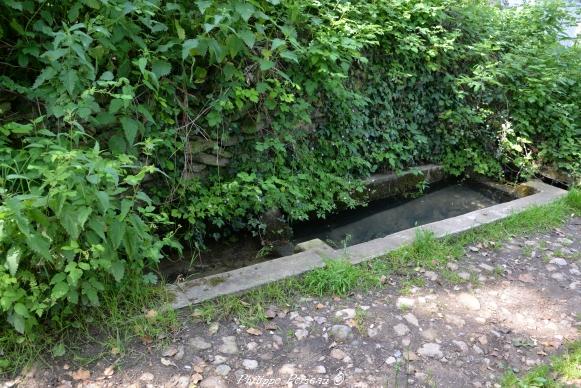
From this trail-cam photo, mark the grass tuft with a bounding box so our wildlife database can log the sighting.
[501,340,581,387]
[303,259,378,297]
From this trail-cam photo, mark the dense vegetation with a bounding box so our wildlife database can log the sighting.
[0,0,579,341]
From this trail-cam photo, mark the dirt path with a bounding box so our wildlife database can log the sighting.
[7,218,581,388]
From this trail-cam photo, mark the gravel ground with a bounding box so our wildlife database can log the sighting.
[5,217,580,388]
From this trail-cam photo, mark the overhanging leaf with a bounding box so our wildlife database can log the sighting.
[152,60,172,78]
[60,69,78,96]
[120,117,140,145]
[5,247,21,276]
[238,30,255,49]
[235,3,255,22]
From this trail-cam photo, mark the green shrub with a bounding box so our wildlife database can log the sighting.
[0,123,173,333]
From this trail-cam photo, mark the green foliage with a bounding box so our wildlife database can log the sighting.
[0,124,173,334]
[444,3,581,180]
[303,258,378,296]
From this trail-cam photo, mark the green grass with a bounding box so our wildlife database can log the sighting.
[501,340,581,387]
[303,258,378,296]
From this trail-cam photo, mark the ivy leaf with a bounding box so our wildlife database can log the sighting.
[60,69,78,96]
[120,117,139,145]
[100,71,114,81]
[51,282,69,300]
[196,0,212,14]
[95,191,110,214]
[182,39,199,60]
[174,20,185,40]
[60,205,92,240]
[5,247,21,276]
[8,313,25,334]
[109,220,125,249]
[32,67,57,89]
[280,50,298,63]
[26,233,51,260]
[110,260,125,282]
[152,60,172,78]
[238,30,255,49]
[207,110,222,127]
[258,58,275,71]
[119,199,132,220]
[208,38,225,63]
[271,38,286,51]
[13,303,29,318]
[82,283,99,305]
[235,3,255,22]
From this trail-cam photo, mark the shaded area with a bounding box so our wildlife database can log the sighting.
[291,181,512,248]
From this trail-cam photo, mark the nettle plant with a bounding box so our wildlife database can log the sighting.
[0,123,171,333]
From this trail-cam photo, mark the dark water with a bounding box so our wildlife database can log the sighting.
[290,181,509,248]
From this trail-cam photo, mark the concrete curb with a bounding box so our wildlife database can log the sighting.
[168,180,567,309]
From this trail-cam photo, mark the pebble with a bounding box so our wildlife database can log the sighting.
[189,337,212,350]
[295,329,309,340]
[215,364,231,376]
[335,308,356,319]
[403,313,419,327]
[425,271,438,281]
[445,314,466,328]
[549,258,568,266]
[242,359,258,370]
[367,327,379,338]
[551,273,565,281]
[279,364,296,375]
[313,365,326,374]
[213,355,227,365]
[420,328,438,341]
[200,376,227,388]
[139,373,154,381]
[330,325,353,342]
[385,356,397,365]
[218,336,238,354]
[458,272,471,281]
[557,237,573,245]
[418,343,443,358]
[272,335,283,346]
[393,323,410,336]
[208,322,220,335]
[479,264,495,272]
[330,349,348,360]
[447,262,459,271]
